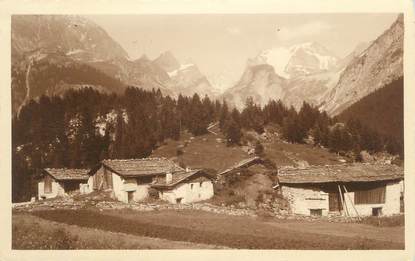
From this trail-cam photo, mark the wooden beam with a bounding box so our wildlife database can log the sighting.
[337,184,349,217]
[343,184,361,220]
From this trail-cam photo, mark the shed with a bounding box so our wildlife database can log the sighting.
[38,168,91,199]
[278,163,404,217]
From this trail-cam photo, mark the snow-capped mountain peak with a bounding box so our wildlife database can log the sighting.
[255,42,338,79]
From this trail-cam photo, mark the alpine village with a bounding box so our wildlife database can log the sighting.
[11,14,404,249]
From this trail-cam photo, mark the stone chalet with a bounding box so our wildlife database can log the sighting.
[38,168,91,199]
[278,163,404,217]
[90,158,214,203]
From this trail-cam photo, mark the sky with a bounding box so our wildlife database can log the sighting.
[87,13,398,90]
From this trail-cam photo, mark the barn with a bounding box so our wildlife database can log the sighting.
[89,158,214,204]
[278,163,404,217]
[38,168,91,199]
[152,169,214,204]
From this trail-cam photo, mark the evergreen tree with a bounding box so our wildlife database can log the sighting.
[225,118,242,146]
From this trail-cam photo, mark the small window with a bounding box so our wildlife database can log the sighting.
[191,184,194,189]
[199,181,203,187]
[176,198,182,204]
[138,176,153,184]
[372,207,383,216]
[310,209,322,216]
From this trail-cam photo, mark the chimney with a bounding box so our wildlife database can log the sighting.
[186,167,190,172]
[166,172,172,183]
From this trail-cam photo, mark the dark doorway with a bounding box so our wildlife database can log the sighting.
[64,181,80,193]
[329,192,343,212]
[176,197,183,204]
[127,191,134,203]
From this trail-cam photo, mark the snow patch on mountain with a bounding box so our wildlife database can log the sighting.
[167,63,195,77]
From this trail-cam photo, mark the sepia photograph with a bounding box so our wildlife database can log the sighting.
[3,2,411,255]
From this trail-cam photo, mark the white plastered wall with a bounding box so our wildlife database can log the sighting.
[159,180,214,204]
[38,180,65,199]
[111,173,150,203]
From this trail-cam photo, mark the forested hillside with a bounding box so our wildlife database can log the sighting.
[338,77,403,155]
[12,86,402,202]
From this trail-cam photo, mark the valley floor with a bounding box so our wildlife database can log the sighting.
[12,209,404,250]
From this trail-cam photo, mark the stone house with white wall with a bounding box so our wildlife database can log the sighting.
[277,163,404,217]
[90,158,214,204]
[38,168,91,199]
[152,169,214,204]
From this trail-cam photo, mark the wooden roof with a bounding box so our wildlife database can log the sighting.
[152,169,213,188]
[44,168,90,181]
[218,156,263,176]
[278,163,404,184]
[102,158,184,177]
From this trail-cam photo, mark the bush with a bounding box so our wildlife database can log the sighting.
[254,141,264,156]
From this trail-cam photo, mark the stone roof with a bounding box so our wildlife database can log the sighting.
[152,169,212,188]
[218,156,262,176]
[101,158,184,177]
[44,168,90,181]
[278,163,404,184]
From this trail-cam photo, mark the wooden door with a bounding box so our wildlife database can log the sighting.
[127,191,134,203]
[44,175,52,193]
[329,192,343,212]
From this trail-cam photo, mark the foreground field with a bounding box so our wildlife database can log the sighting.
[13,209,404,249]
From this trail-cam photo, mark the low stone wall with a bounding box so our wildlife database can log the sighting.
[12,195,374,223]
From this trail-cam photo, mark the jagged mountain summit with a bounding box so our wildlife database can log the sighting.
[222,64,287,108]
[224,15,402,114]
[224,42,341,109]
[153,51,218,98]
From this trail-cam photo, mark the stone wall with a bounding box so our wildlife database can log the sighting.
[281,185,329,216]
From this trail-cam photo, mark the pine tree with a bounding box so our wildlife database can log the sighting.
[225,118,242,146]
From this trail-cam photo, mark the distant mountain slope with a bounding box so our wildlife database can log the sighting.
[12,15,128,62]
[321,14,403,115]
[224,39,375,110]
[11,15,176,114]
[222,64,287,108]
[11,54,126,113]
[338,77,403,141]
[153,52,217,98]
